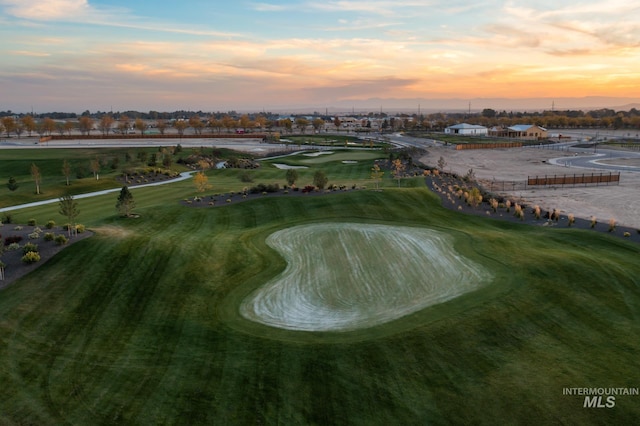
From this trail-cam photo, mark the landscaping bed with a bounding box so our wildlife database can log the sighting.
[426,173,640,244]
[179,184,363,207]
[0,224,93,288]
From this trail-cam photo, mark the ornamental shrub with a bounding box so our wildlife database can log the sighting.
[44,233,55,242]
[55,234,68,245]
[45,220,56,229]
[23,242,39,254]
[76,224,86,233]
[7,243,20,251]
[4,235,22,246]
[21,251,41,264]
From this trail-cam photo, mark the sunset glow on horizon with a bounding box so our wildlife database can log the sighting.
[1,0,639,112]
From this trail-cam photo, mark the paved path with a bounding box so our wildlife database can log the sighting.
[549,148,640,173]
[0,171,196,213]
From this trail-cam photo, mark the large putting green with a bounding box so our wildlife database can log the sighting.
[1,148,640,425]
[241,223,492,332]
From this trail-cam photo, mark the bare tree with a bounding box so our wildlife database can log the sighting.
[30,163,42,194]
[156,119,167,135]
[90,158,101,180]
[62,159,72,186]
[59,194,80,237]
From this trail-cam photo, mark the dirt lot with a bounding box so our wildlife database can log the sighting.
[420,146,640,230]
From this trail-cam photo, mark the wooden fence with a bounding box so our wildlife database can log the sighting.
[484,172,620,192]
[44,133,267,141]
[527,172,620,187]
[455,142,523,150]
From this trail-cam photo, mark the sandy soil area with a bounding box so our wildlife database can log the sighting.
[420,147,640,229]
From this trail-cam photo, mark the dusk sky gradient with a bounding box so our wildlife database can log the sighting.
[1,0,640,113]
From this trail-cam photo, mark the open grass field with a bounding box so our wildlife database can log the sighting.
[1,148,640,424]
[0,147,191,208]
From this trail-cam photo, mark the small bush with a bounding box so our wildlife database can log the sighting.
[21,251,41,264]
[1,213,12,224]
[27,218,37,226]
[23,242,38,254]
[44,232,55,241]
[249,183,280,194]
[14,225,23,231]
[623,232,631,238]
[55,234,68,245]
[76,224,86,233]
[7,243,20,251]
[28,232,40,240]
[46,220,56,229]
[4,235,22,246]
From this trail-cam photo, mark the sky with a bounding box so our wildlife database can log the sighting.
[1,0,640,113]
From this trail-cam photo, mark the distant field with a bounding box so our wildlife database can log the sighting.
[1,148,639,425]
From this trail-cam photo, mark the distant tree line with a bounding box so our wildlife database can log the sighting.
[2,107,640,136]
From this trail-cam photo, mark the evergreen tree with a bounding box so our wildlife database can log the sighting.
[7,176,18,191]
[116,186,135,217]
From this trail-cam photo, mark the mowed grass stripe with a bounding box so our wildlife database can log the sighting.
[1,149,640,424]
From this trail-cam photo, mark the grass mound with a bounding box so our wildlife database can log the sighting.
[241,223,492,331]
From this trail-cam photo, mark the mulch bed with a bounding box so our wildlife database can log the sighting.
[115,173,179,187]
[0,225,93,289]
[425,174,640,244]
[179,187,361,207]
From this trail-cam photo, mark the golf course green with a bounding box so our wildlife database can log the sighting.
[1,147,639,425]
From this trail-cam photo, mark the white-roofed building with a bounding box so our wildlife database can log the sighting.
[444,123,488,135]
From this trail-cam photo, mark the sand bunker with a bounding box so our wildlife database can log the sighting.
[240,223,492,332]
[303,151,334,157]
[272,163,308,169]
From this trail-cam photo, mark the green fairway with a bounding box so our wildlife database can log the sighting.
[1,148,640,425]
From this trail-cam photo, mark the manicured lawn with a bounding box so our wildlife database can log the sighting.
[0,147,191,207]
[0,148,639,425]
